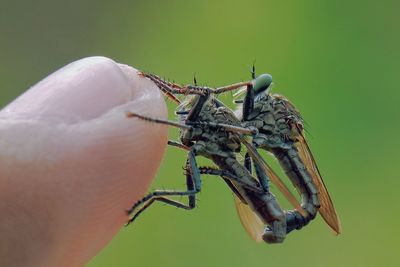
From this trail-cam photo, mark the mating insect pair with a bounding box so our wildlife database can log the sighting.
[125,69,341,243]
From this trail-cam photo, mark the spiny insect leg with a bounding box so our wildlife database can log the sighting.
[140,72,211,96]
[139,72,182,104]
[126,151,201,224]
[184,84,213,95]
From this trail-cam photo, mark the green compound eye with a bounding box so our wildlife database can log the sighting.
[254,74,272,94]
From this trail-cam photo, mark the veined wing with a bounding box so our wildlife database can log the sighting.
[241,139,307,217]
[233,194,264,243]
[295,130,342,234]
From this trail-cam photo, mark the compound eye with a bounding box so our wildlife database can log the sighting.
[254,74,272,94]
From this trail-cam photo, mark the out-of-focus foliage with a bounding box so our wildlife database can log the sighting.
[1,1,399,266]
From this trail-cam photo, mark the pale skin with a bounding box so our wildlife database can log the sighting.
[0,57,168,267]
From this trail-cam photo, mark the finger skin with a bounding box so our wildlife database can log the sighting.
[0,57,168,267]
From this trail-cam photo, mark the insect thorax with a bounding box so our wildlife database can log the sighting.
[180,100,242,158]
[247,95,303,150]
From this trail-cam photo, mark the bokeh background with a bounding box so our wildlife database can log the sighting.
[1,0,399,266]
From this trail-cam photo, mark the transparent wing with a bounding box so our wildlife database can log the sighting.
[295,131,342,234]
[241,139,307,217]
[233,194,264,243]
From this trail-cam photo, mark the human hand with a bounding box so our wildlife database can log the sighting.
[0,57,168,267]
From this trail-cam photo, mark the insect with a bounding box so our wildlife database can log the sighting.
[125,69,340,243]
[211,66,342,235]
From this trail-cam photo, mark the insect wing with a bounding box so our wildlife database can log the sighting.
[233,194,264,242]
[241,139,307,216]
[295,130,342,234]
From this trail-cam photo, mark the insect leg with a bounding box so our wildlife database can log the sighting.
[242,84,255,121]
[167,140,190,151]
[213,81,253,94]
[126,197,194,226]
[244,153,252,174]
[198,167,254,204]
[198,167,263,193]
[126,150,202,223]
[244,153,269,192]
[139,72,182,104]
[140,72,210,97]
[127,112,191,130]
[185,94,210,122]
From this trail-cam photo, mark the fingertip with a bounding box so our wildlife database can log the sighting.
[0,57,171,266]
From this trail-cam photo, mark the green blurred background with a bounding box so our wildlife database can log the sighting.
[1,0,399,266]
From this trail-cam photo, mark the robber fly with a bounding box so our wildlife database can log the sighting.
[211,66,342,235]
[126,74,307,243]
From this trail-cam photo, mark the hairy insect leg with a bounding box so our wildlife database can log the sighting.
[140,72,210,97]
[139,72,182,104]
[213,81,253,94]
[126,151,201,224]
